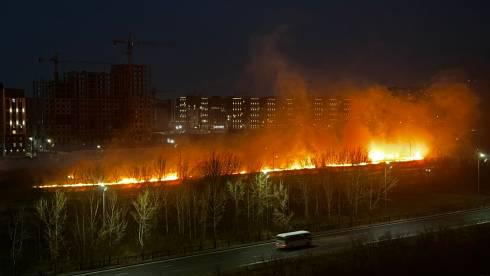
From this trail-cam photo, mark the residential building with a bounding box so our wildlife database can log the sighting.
[1,85,27,155]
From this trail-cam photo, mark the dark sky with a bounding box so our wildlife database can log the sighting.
[1,0,489,97]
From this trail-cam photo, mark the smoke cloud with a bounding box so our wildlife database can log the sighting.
[42,29,481,185]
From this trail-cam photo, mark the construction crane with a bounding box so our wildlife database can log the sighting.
[38,52,112,81]
[113,32,174,65]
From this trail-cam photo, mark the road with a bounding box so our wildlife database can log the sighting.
[76,207,490,276]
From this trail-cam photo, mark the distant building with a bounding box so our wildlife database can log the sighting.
[262,97,278,128]
[248,97,261,129]
[231,97,245,130]
[65,71,116,144]
[154,99,173,131]
[313,97,326,126]
[1,85,27,155]
[208,96,228,131]
[111,64,153,143]
[33,64,155,148]
[170,95,351,133]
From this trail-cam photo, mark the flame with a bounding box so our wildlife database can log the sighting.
[368,142,427,163]
[34,173,179,189]
[35,142,428,189]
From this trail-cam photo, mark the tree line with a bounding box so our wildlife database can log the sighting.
[4,152,397,275]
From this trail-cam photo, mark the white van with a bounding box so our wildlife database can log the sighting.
[275,230,312,249]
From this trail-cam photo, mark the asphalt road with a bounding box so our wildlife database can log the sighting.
[76,207,490,276]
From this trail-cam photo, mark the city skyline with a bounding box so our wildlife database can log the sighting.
[1,1,490,98]
[1,2,490,275]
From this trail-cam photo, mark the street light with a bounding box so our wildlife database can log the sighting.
[28,137,34,157]
[384,162,393,208]
[477,152,487,194]
[100,184,108,223]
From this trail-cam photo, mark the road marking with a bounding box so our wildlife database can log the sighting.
[239,260,267,267]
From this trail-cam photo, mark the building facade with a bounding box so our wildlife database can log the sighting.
[172,95,351,133]
[111,64,153,142]
[1,86,27,155]
[33,64,154,148]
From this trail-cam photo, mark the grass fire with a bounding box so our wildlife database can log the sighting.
[34,80,475,190]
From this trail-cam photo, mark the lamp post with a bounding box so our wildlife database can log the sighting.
[28,137,34,157]
[100,184,108,223]
[477,152,487,194]
[46,138,53,152]
[384,163,393,208]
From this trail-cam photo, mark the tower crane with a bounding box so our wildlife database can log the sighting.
[112,32,174,65]
[38,52,112,81]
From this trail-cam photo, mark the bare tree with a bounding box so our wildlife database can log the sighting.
[101,191,127,262]
[320,172,335,217]
[250,172,275,236]
[154,155,167,180]
[131,189,158,254]
[8,207,28,275]
[140,164,152,182]
[36,190,67,272]
[199,152,239,247]
[73,192,102,268]
[272,181,294,230]
[227,178,245,230]
[174,187,186,236]
[344,168,367,217]
[206,185,226,248]
[197,192,209,249]
[157,188,170,235]
[299,177,310,219]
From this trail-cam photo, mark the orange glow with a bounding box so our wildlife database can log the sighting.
[368,142,427,163]
[34,142,427,189]
[34,173,179,189]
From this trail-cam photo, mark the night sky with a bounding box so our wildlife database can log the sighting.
[1,0,489,97]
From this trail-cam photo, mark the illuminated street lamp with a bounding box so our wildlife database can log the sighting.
[477,152,487,194]
[100,184,108,223]
[28,137,34,156]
